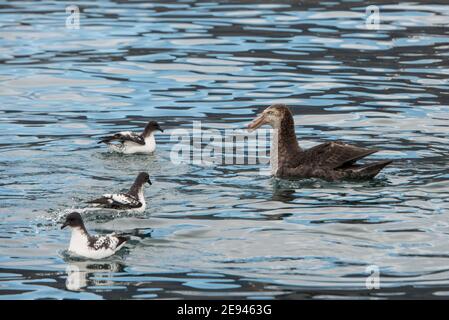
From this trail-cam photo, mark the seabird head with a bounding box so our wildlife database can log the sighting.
[129,172,152,197]
[61,212,85,230]
[247,104,292,131]
[135,172,152,186]
[143,121,164,137]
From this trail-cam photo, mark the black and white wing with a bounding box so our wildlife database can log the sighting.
[88,234,128,251]
[87,193,143,210]
[98,131,145,145]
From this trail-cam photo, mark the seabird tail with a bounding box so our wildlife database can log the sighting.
[86,197,109,205]
[351,160,393,179]
[115,235,129,249]
[117,235,128,245]
[98,136,113,144]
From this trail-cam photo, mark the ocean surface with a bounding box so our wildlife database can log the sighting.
[1,0,449,299]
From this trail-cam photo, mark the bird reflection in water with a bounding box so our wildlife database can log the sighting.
[65,261,124,291]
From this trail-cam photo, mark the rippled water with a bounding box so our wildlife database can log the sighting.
[1,0,449,299]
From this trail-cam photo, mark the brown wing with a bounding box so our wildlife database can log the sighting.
[300,141,378,169]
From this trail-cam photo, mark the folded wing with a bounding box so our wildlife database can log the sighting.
[98,131,145,145]
[87,193,142,210]
[300,142,378,169]
[89,234,128,251]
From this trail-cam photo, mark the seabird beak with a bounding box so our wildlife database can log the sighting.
[61,222,68,230]
[247,113,267,132]
[158,126,164,133]
[147,178,152,185]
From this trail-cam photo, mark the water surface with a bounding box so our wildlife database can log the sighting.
[1,0,449,299]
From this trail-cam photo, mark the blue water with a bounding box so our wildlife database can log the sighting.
[1,0,449,299]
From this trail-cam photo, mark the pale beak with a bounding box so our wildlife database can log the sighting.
[247,113,267,132]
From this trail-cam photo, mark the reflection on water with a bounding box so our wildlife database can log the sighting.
[65,261,123,292]
[1,0,449,299]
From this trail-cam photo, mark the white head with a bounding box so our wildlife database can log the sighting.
[247,104,292,131]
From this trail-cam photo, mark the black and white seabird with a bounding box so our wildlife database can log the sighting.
[61,212,128,259]
[98,120,163,154]
[86,172,152,212]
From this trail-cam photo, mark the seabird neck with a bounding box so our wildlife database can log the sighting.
[72,224,88,236]
[128,181,145,198]
[278,115,300,150]
[271,113,302,173]
[142,126,155,138]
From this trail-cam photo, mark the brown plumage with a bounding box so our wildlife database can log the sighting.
[247,104,392,181]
